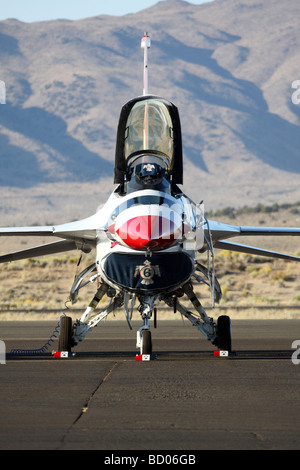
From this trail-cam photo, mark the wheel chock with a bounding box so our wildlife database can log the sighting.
[52,351,75,358]
[135,354,156,361]
[214,350,236,357]
[214,350,228,357]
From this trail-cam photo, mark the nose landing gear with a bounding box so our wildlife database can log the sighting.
[135,296,157,360]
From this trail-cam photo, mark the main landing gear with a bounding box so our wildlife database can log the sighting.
[163,281,232,353]
[57,287,157,357]
[57,279,231,357]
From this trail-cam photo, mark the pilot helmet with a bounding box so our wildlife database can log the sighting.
[134,162,165,186]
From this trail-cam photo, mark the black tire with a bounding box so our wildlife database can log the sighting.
[142,329,152,355]
[58,316,73,352]
[216,315,231,352]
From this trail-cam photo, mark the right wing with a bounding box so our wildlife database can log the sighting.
[0,226,54,237]
[0,211,107,263]
[0,239,79,264]
[0,211,101,243]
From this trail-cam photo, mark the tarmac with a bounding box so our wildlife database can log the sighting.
[1,319,300,450]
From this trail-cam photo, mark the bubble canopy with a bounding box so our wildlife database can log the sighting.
[114,95,183,187]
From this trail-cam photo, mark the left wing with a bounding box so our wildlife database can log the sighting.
[207,219,300,261]
[214,240,300,262]
[207,219,300,242]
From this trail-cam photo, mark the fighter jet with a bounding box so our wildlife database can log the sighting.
[1,34,300,357]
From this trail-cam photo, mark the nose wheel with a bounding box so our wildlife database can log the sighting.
[137,326,153,355]
[141,329,152,355]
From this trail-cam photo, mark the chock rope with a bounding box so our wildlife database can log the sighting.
[10,256,84,356]
[10,309,67,356]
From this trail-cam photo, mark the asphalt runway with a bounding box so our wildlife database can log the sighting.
[1,319,300,450]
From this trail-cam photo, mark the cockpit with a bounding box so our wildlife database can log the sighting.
[114,96,183,194]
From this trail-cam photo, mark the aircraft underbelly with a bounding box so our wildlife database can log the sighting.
[99,251,194,294]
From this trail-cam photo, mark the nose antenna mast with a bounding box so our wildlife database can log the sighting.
[141,32,151,96]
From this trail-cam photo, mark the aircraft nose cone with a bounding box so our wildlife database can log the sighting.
[116,214,180,251]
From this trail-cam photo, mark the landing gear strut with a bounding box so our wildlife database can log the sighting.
[136,296,157,356]
[58,281,124,350]
[57,271,231,356]
[164,281,232,352]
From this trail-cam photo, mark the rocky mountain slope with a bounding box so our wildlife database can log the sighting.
[0,0,300,225]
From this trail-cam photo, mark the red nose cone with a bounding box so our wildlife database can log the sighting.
[116,215,179,251]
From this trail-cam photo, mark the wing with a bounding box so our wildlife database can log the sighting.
[0,211,107,262]
[0,212,101,242]
[207,219,300,242]
[0,239,78,264]
[214,240,300,262]
[207,219,300,262]
[0,226,54,237]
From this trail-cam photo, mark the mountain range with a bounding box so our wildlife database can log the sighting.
[0,0,300,225]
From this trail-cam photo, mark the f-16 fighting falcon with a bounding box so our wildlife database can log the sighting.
[1,34,300,358]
